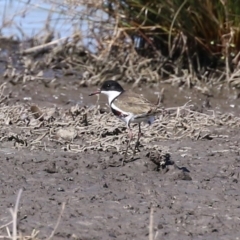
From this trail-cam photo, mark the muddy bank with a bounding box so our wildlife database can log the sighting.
[0,129,240,239]
[0,73,240,239]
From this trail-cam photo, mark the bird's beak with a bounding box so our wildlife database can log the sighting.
[89,90,101,96]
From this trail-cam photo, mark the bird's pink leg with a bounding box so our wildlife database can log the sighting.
[122,127,133,165]
[133,123,142,156]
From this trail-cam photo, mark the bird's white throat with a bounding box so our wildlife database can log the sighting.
[101,90,122,104]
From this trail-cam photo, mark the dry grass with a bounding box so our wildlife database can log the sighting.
[0,189,65,240]
[0,99,239,156]
[2,0,240,89]
[1,0,240,93]
[0,189,39,240]
[0,75,238,156]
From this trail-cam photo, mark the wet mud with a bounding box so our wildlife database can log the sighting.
[0,75,240,240]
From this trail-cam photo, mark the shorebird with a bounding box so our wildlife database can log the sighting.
[89,80,161,163]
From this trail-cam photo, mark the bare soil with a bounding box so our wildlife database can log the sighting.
[0,76,240,240]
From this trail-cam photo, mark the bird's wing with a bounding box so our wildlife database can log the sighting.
[112,91,159,116]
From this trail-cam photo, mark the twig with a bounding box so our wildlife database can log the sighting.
[0,221,13,230]
[46,202,66,240]
[22,37,70,55]
[149,206,154,240]
[168,0,187,54]
[9,189,23,240]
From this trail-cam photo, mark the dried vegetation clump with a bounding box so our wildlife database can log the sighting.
[2,0,240,89]
[0,86,239,157]
[0,189,65,240]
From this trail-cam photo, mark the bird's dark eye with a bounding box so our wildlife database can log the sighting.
[107,84,110,87]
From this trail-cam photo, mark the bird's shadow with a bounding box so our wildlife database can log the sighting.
[177,166,190,173]
[117,148,191,176]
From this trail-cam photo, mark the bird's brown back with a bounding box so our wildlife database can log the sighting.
[112,90,159,116]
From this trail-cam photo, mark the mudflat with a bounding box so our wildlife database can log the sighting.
[0,77,240,240]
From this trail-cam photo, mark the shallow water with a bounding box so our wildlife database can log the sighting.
[0,0,106,52]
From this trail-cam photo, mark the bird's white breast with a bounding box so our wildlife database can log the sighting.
[101,90,121,105]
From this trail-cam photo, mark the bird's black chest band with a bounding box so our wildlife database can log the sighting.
[111,108,128,118]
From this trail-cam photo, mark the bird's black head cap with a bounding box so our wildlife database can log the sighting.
[100,80,124,93]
